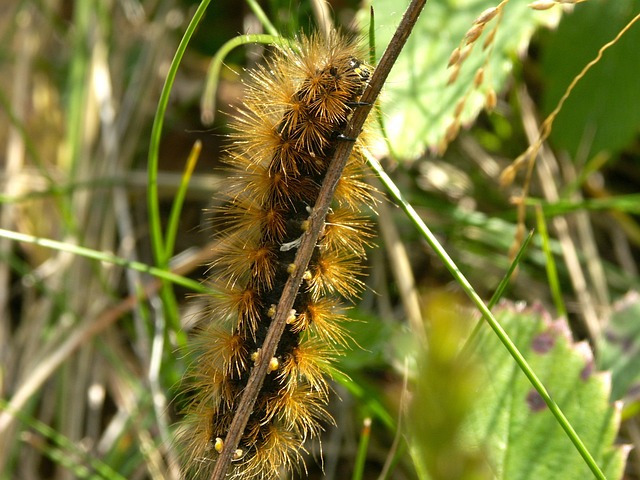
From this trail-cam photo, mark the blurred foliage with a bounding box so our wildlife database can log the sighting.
[409,292,490,480]
[464,303,627,480]
[540,0,640,161]
[366,0,559,159]
[598,292,640,403]
[400,298,628,480]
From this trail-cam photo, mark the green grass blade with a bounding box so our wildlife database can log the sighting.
[147,0,212,269]
[200,33,288,125]
[245,0,279,36]
[0,228,207,294]
[462,228,535,356]
[162,141,201,264]
[535,205,567,318]
[146,0,213,340]
[352,417,372,480]
[527,194,640,215]
[333,370,395,430]
[366,154,607,479]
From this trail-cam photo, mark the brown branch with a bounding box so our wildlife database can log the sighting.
[209,0,428,478]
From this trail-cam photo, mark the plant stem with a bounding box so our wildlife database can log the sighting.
[209,0,428,478]
[367,147,607,480]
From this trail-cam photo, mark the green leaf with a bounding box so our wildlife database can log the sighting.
[364,0,558,159]
[597,291,640,402]
[465,303,627,479]
[540,0,640,160]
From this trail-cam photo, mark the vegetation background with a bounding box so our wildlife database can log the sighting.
[1,0,639,479]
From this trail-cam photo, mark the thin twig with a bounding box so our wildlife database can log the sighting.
[209,0,428,478]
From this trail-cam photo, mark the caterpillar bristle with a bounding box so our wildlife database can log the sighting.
[307,250,366,299]
[178,29,376,479]
[323,209,375,254]
[335,160,377,209]
[208,284,263,336]
[299,297,354,348]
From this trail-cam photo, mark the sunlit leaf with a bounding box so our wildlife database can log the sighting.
[364,0,558,159]
[465,303,627,479]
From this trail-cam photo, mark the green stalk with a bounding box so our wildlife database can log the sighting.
[536,206,567,318]
[200,34,289,125]
[367,155,606,480]
[162,141,201,265]
[462,229,535,357]
[245,0,279,36]
[147,0,211,268]
[146,0,212,338]
[0,228,207,294]
[352,417,372,480]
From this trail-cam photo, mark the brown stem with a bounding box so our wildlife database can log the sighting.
[209,0,427,478]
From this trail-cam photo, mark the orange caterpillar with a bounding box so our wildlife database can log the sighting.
[178,31,375,479]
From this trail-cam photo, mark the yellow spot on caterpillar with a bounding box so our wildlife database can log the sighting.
[301,219,310,232]
[303,270,312,281]
[214,437,224,453]
[233,449,243,460]
[286,309,297,324]
[267,304,277,317]
[287,263,297,274]
[268,357,279,372]
[251,349,260,363]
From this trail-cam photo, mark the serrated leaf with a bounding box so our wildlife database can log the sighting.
[363,0,558,159]
[541,0,640,161]
[597,291,640,402]
[464,303,627,479]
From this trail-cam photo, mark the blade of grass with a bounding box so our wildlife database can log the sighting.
[245,0,279,36]
[378,359,410,480]
[528,193,640,247]
[147,0,212,341]
[333,368,395,432]
[488,229,535,310]
[365,152,606,479]
[0,228,207,293]
[461,228,535,357]
[407,441,430,480]
[200,33,290,125]
[526,194,640,216]
[159,141,202,340]
[162,140,201,264]
[64,0,90,180]
[147,0,211,268]
[352,417,372,480]
[535,205,567,318]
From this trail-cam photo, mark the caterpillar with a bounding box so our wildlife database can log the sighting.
[177,30,376,479]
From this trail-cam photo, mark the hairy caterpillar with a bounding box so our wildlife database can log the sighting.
[178,30,375,479]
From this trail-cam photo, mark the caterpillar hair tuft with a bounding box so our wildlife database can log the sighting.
[177,29,376,479]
